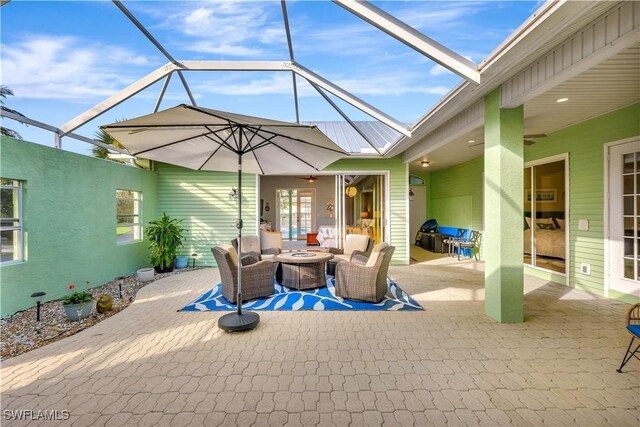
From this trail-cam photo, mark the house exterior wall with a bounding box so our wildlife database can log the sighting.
[155,163,257,268]
[0,137,158,317]
[524,103,640,300]
[428,157,484,231]
[426,102,640,301]
[325,155,409,265]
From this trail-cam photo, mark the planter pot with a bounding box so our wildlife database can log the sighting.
[137,268,155,282]
[63,301,93,322]
[175,256,188,269]
[154,261,175,274]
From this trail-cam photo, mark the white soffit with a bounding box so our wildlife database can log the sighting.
[391,0,613,159]
[401,1,639,164]
[408,42,640,173]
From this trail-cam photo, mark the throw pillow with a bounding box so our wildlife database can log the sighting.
[536,223,556,231]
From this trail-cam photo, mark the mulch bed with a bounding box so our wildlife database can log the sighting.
[0,267,200,361]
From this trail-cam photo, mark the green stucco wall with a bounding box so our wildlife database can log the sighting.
[326,155,409,265]
[0,137,158,317]
[428,157,484,230]
[155,163,257,267]
[524,103,640,298]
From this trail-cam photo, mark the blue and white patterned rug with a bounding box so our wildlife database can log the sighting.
[180,276,423,312]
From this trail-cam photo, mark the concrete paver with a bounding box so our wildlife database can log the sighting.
[1,262,639,426]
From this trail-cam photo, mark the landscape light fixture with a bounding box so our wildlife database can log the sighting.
[191,253,198,268]
[116,276,125,299]
[30,291,46,322]
[421,160,430,167]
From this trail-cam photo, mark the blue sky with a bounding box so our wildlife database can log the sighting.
[1,1,539,155]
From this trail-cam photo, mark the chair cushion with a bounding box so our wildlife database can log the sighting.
[219,244,238,267]
[344,234,370,255]
[239,236,261,254]
[628,324,640,337]
[260,229,282,252]
[366,242,389,267]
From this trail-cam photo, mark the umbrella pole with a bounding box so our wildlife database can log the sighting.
[218,152,260,332]
[236,155,243,315]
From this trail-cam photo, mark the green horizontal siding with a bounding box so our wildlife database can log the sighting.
[525,103,640,296]
[428,103,640,301]
[326,155,408,265]
[156,163,257,267]
[428,156,484,231]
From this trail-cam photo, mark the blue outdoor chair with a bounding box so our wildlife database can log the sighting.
[617,303,640,373]
[443,228,466,257]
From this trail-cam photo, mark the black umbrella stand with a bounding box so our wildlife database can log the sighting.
[218,149,260,332]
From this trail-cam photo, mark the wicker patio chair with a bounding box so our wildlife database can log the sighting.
[335,243,395,303]
[232,234,283,282]
[329,234,374,261]
[616,303,640,373]
[211,244,275,303]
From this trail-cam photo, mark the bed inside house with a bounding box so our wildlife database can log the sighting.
[524,211,566,273]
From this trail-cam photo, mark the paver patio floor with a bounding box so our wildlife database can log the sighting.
[1,260,638,426]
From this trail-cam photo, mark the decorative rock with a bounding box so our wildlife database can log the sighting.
[96,294,113,313]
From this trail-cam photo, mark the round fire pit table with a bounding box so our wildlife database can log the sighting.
[273,251,334,290]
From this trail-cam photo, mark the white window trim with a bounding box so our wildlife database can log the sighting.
[523,153,569,282]
[1,179,24,265]
[116,189,142,245]
[603,136,640,298]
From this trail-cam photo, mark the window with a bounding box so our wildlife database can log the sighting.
[1,178,23,264]
[116,190,142,244]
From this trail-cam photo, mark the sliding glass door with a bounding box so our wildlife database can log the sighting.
[524,157,567,274]
[335,174,386,249]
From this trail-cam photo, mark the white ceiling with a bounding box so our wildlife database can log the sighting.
[409,42,640,173]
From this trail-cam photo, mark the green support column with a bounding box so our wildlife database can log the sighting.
[483,88,524,323]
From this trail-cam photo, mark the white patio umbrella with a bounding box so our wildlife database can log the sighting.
[102,104,346,331]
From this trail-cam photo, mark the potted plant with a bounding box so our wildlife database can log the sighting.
[62,282,94,321]
[147,212,186,273]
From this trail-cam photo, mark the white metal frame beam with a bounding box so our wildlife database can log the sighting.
[332,0,480,84]
[112,0,196,106]
[1,110,130,154]
[281,0,300,124]
[308,81,382,155]
[291,63,410,137]
[154,73,173,113]
[61,60,410,139]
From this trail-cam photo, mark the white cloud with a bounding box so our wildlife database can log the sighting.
[188,41,264,56]
[334,74,450,97]
[192,73,300,96]
[188,70,451,99]
[429,64,452,77]
[1,34,157,100]
[159,1,284,57]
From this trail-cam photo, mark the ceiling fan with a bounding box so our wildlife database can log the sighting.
[297,175,319,183]
[468,133,547,147]
[523,133,547,145]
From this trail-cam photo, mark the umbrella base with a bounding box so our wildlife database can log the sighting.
[218,311,260,332]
